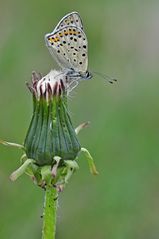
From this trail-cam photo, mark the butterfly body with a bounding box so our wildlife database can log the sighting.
[45,12,92,83]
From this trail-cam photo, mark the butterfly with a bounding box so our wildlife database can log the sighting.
[45,12,92,82]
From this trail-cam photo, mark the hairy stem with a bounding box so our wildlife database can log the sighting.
[42,186,58,239]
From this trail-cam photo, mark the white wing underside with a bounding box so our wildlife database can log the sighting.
[45,26,88,73]
[53,12,84,32]
[45,12,88,74]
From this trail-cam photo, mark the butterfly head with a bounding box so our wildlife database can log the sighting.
[82,71,92,80]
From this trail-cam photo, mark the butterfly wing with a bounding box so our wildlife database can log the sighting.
[45,26,88,74]
[53,12,84,32]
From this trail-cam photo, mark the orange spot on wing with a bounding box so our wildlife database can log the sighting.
[48,38,54,43]
[53,37,59,42]
[68,30,74,35]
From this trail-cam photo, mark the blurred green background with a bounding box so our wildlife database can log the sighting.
[1,0,159,238]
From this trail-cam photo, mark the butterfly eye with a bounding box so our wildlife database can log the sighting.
[85,71,92,79]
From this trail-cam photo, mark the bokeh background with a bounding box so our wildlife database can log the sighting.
[1,0,159,238]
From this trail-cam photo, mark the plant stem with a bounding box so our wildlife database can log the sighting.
[42,186,58,239]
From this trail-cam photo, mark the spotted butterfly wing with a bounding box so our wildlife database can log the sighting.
[53,12,84,32]
[45,26,88,74]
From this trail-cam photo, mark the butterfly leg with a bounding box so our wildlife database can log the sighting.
[67,80,79,92]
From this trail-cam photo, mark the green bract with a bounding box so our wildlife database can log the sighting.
[24,78,81,166]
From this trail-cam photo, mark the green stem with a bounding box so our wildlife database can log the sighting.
[42,186,58,239]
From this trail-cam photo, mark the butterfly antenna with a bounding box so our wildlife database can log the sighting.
[93,71,117,84]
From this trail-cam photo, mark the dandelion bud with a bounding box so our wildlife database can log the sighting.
[24,70,81,167]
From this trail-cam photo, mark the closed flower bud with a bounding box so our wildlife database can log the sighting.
[1,70,98,189]
[24,70,81,167]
